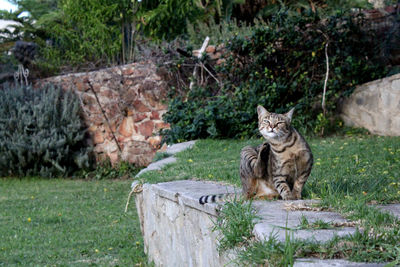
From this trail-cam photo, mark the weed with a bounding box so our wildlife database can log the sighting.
[212,197,259,251]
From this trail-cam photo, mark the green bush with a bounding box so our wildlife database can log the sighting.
[162,9,388,143]
[0,84,92,177]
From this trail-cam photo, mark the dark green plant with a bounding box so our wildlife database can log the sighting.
[0,83,92,177]
[78,160,141,180]
[162,9,388,143]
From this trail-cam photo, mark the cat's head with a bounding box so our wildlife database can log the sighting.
[257,105,294,141]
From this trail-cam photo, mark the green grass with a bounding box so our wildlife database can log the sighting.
[0,178,146,266]
[212,198,259,251]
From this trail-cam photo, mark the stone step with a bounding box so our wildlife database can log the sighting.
[252,200,357,243]
[135,180,399,267]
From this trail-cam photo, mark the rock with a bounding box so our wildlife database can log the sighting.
[148,136,162,148]
[138,121,154,137]
[340,73,400,136]
[93,131,105,144]
[133,100,151,112]
[119,117,134,137]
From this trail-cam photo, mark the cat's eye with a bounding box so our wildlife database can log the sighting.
[263,119,270,125]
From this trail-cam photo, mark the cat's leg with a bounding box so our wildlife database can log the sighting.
[292,151,313,199]
[255,179,279,200]
[240,144,268,199]
[272,172,296,200]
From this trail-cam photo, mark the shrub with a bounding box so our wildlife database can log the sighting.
[162,9,388,143]
[0,84,92,177]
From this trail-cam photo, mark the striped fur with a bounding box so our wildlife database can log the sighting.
[199,105,313,204]
[199,193,234,204]
[239,105,313,200]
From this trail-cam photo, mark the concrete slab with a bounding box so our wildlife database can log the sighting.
[294,258,386,267]
[166,140,196,155]
[135,141,197,178]
[152,180,238,216]
[135,156,177,177]
[376,204,400,219]
[252,200,356,243]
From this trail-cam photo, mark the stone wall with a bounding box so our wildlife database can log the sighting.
[340,73,400,136]
[36,61,170,166]
[134,180,397,267]
[135,180,236,267]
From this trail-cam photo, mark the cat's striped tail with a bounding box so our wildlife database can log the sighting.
[198,193,238,204]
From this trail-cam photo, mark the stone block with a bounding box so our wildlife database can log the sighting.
[119,117,134,137]
[138,121,154,137]
[150,111,160,120]
[133,100,151,112]
[340,74,400,136]
[93,131,105,144]
[133,113,147,122]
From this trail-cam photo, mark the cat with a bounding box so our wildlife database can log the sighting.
[199,105,313,204]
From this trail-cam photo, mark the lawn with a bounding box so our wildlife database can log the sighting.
[0,178,146,266]
[1,131,399,266]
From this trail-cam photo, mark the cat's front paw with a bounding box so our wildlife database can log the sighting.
[282,193,299,200]
[292,191,302,200]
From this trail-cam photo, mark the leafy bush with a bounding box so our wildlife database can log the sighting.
[162,9,388,143]
[78,160,141,180]
[0,84,92,177]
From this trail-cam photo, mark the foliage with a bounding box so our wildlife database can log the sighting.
[136,0,248,41]
[212,197,259,251]
[0,83,91,177]
[39,0,134,68]
[1,0,138,74]
[78,160,141,180]
[162,9,388,142]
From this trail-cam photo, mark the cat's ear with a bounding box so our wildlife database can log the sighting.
[257,105,269,118]
[285,107,295,122]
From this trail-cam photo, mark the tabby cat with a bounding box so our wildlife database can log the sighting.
[199,105,313,204]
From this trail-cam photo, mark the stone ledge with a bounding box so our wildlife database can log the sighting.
[135,140,197,177]
[135,180,399,266]
[150,180,238,216]
[252,200,356,243]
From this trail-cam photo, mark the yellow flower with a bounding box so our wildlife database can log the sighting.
[31,196,35,199]
[316,162,321,166]
[363,191,367,195]
[108,247,113,251]
[136,241,140,245]
[27,217,31,222]
[104,188,108,192]
[188,159,193,163]
[311,51,316,57]
[95,249,99,253]
[383,171,388,174]
[208,174,213,178]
